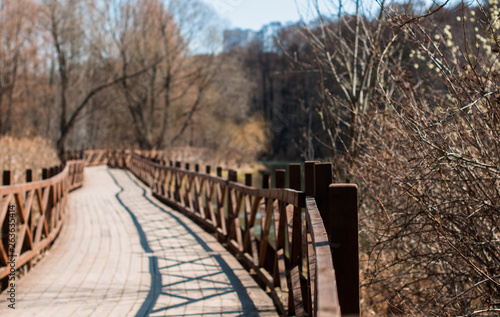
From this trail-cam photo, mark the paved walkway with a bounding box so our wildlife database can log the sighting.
[0,166,277,316]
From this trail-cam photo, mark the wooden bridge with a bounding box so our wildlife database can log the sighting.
[0,150,360,316]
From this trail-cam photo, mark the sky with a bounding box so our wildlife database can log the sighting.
[202,0,329,31]
[201,0,381,31]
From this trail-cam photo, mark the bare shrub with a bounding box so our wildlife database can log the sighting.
[299,0,500,315]
[0,136,60,184]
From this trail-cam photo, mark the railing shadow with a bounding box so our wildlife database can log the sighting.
[109,168,265,316]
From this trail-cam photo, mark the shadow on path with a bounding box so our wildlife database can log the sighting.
[118,170,259,315]
[108,171,162,317]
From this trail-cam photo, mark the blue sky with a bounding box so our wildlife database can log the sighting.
[202,0,381,31]
[202,0,329,31]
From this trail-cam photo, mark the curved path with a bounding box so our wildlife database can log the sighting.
[0,166,277,317]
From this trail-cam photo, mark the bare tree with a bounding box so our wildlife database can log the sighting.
[107,0,221,150]
[37,0,162,156]
[296,0,404,181]
[0,0,38,133]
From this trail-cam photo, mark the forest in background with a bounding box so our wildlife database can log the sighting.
[2,0,500,315]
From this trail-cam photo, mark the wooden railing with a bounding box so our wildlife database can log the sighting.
[61,149,360,316]
[126,152,359,316]
[0,160,85,289]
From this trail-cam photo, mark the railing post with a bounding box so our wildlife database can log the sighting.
[275,169,285,189]
[42,168,48,180]
[288,164,302,266]
[49,167,55,178]
[1,171,12,289]
[329,184,359,316]
[26,169,33,183]
[261,173,270,189]
[245,173,252,187]
[288,163,303,313]
[3,170,11,186]
[227,169,237,241]
[274,169,286,289]
[304,161,317,196]
[175,162,181,202]
[25,169,34,270]
[313,162,360,315]
[314,163,333,231]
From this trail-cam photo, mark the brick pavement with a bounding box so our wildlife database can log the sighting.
[0,166,277,317]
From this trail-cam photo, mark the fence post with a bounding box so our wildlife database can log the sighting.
[174,162,181,202]
[49,167,55,178]
[25,169,34,270]
[288,164,302,266]
[329,184,359,315]
[227,170,237,241]
[312,161,360,315]
[26,169,33,183]
[245,173,252,187]
[288,163,303,313]
[275,169,285,189]
[261,173,270,189]
[273,169,286,288]
[304,161,317,196]
[314,163,333,231]
[1,171,12,289]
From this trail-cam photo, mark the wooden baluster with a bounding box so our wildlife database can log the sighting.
[242,173,253,253]
[25,168,34,270]
[204,166,212,222]
[216,167,225,239]
[193,164,201,214]
[258,172,270,270]
[184,163,191,208]
[175,162,181,202]
[303,163,317,316]
[227,170,237,242]
[288,163,304,315]
[274,170,287,294]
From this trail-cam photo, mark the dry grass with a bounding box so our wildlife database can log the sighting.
[0,136,60,184]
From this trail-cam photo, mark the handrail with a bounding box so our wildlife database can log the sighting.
[306,197,341,316]
[0,160,85,288]
[127,152,347,316]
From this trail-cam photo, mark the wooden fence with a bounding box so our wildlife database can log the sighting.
[0,160,85,289]
[125,151,360,317]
